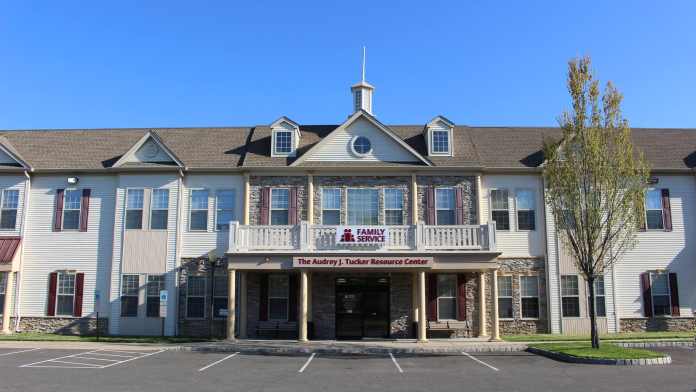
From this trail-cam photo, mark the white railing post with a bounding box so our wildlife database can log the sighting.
[229,221,240,252]
[299,221,310,251]
[415,222,424,250]
[487,221,497,251]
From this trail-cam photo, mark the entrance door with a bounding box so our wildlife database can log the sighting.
[335,277,390,339]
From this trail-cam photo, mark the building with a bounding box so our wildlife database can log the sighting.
[0,74,694,340]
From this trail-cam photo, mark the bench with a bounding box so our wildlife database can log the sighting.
[427,320,472,338]
[256,321,298,339]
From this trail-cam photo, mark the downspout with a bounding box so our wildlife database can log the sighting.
[173,169,185,336]
[13,170,31,331]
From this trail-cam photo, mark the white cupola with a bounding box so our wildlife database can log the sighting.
[351,47,374,115]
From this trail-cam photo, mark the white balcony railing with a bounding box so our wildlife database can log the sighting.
[228,221,496,253]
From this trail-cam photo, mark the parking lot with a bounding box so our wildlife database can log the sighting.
[0,345,693,391]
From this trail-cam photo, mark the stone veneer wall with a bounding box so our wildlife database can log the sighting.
[485,258,548,335]
[178,258,228,338]
[312,176,411,225]
[13,317,108,335]
[620,317,696,332]
[416,176,477,224]
[390,273,412,338]
[249,176,308,225]
[311,272,335,339]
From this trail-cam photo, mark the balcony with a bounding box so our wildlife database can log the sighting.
[227,222,497,253]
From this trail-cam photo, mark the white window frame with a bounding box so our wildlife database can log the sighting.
[588,276,606,318]
[215,189,236,231]
[272,129,295,157]
[55,271,76,317]
[62,188,82,231]
[149,188,169,231]
[430,129,452,155]
[0,272,7,316]
[561,275,581,318]
[321,187,342,225]
[490,188,510,231]
[346,188,379,225]
[146,274,165,318]
[436,274,458,321]
[212,274,228,320]
[125,188,144,230]
[268,274,290,321]
[519,274,540,319]
[0,189,19,230]
[269,188,291,226]
[644,188,665,231]
[649,272,672,317]
[186,275,207,319]
[515,189,536,231]
[120,274,140,318]
[383,188,404,226]
[189,189,209,232]
[497,275,514,320]
[434,187,456,225]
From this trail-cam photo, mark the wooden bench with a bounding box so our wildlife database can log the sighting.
[256,321,298,339]
[427,320,472,338]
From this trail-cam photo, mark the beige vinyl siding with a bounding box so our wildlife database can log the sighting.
[21,175,116,318]
[122,231,168,274]
[303,117,419,163]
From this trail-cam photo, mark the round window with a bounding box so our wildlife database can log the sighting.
[352,136,372,156]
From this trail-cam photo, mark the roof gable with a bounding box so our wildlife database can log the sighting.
[0,136,31,170]
[112,131,184,168]
[291,111,432,166]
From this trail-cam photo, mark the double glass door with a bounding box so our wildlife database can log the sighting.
[335,277,390,339]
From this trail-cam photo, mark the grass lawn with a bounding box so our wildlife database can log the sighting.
[0,333,212,344]
[529,342,665,360]
[504,331,695,342]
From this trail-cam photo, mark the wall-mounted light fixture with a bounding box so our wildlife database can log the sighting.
[67,177,79,185]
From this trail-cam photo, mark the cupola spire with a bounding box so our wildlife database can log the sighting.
[351,46,374,115]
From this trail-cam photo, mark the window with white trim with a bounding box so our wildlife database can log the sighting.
[435,188,455,225]
[588,276,606,317]
[146,275,165,318]
[268,274,289,321]
[515,190,536,231]
[645,189,664,230]
[189,189,209,231]
[274,130,293,155]
[270,188,290,225]
[520,275,539,318]
[120,274,139,317]
[0,189,19,230]
[213,274,228,319]
[215,190,235,231]
[650,272,671,316]
[347,188,379,225]
[384,188,404,225]
[431,129,450,154]
[321,188,341,225]
[490,189,509,230]
[0,272,7,315]
[186,276,206,318]
[125,189,144,230]
[56,272,76,316]
[437,274,457,320]
[150,189,169,230]
[62,189,82,230]
[561,275,580,317]
[498,275,513,319]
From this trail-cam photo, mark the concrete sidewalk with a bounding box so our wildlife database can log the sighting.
[0,340,173,351]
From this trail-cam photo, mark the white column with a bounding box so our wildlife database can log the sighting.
[239,271,248,339]
[2,272,14,334]
[307,174,314,224]
[411,173,418,225]
[417,271,427,342]
[243,173,250,225]
[227,270,236,340]
[491,269,501,341]
[479,271,488,337]
[299,270,309,342]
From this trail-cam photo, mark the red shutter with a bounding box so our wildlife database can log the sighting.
[259,274,268,321]
[669,273,680,316]
[47,272,58,316]
[53,189,64,232]
[288,274,298,321]
[457,274,467,321]
[640,273,653,318]
[427,274,437,321]
[288,187,298,225]
[661,189,672,232]
[425,186,436,225]
[79,189,91,232]
[455,188,465,225]
[73,273,84,317]
[259,188,270,225]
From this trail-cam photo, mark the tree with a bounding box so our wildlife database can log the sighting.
[543,57,650,349]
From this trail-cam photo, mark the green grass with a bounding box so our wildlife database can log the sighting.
[529,342,664,360]
[503,331,695,342]
[0,333,212,344]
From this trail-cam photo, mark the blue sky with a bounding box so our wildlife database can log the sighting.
[1,1,695,129]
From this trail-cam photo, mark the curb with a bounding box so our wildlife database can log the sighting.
[526,347,672,366]
[615,341,694,349]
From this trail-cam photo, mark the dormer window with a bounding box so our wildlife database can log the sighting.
[270,117,300,157]
[432,129,450,154]
[426,116,454,157]
[274,130,293,155]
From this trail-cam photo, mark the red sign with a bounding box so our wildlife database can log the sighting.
[293,256,433,268]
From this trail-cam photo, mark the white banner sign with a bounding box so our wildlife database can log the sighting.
[159,290,168,318]
[335,226,388,245]
[293,256,433,268]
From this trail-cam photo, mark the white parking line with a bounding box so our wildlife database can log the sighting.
[461,352,499,371]
[20,350,102,368]
[99,349,165,368]
[198,352,240,372]
[51,360,102,367]
[86,352,137,358]
[0,348,41,357]
[19,349,164,369]
[389,352,404,373]
[298,353,316,373]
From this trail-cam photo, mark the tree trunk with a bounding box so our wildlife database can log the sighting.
[587,276,600,349]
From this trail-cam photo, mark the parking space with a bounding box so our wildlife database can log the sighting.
[0,346,692,391]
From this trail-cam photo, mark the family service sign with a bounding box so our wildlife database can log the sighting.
[335,226,388,246]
